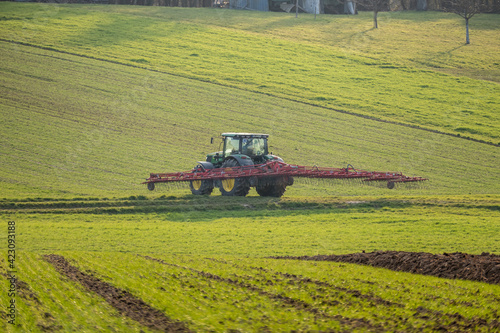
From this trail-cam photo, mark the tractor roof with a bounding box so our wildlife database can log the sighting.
[222,133,269,138]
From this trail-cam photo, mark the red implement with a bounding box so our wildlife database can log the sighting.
[144,161,426,187]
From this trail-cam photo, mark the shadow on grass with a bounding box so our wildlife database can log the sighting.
[0,195,419,221]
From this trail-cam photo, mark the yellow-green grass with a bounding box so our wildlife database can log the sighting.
[0,252,150,332]
[0,3,499,144]
[1,195,499,331]
[2,251,498,332]
[4,197,499,256]
[0,41,498,199]
[0,5,499,331]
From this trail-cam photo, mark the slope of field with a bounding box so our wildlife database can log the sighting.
[0,3,499,144]
[0,4,499,332]
[1,251,499,332]
[0,41,498,198]
[2,196,499,331]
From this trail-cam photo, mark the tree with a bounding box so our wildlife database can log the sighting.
[416,0,427,11]
[354,0,390,28]
[446,0,485,44]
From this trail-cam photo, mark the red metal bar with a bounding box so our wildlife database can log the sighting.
[143,161,427,185]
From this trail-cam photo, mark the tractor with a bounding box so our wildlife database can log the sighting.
[189,133,293,197]
[144,133,426,197]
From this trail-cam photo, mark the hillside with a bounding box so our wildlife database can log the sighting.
[0,5,499,332]
[0,39,498,198]
[0,3,499,145]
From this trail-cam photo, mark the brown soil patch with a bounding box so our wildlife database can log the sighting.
[271,251,500,285]
[44,254,191,332]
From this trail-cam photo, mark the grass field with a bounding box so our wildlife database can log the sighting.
[1,3,499,144]
[0,3,499,332]
[0,40,498,199]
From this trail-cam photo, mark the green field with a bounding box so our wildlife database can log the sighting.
[1,3,499,144]
[0,3,499,332]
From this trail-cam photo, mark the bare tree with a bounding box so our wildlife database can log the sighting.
[446,0,485,44]
[355,0,390,28]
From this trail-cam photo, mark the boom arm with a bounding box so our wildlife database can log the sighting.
[143,161,426,188]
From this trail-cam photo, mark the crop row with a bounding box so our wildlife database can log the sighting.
[0,252,148,332]
[2,252,498,332]
[0,194,498,214]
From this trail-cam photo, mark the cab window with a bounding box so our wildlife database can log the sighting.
[242,138,265,156]
[224,137,240,156]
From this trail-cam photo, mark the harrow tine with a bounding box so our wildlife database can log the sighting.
[143,160,427,192]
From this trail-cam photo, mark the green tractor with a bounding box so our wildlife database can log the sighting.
[189,133,293,197]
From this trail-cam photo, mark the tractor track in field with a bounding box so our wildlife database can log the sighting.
[261,269,500,332]
[0,272,62,331]
[141,255,384,332]
[44,254,191,333]
[202,258,500,332]
[271,251,500,286]
[233,265,404,308]
[1,38,497,148]
[201,257,404,308]
[144,255,500,332]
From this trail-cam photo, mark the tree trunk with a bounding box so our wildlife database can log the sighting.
[374,11,378,28]
[417,0,427,10]
[465,17,470,44]
[344,1,356,14]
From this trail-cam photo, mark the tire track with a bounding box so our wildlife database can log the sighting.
[141,255,384,332]
[44,254,191,333]
[268,253,500,331]
[203,257,403,308]
[202,257,500,332]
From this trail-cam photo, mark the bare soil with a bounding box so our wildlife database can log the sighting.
[44,254,191,332]
[271,251,500,285]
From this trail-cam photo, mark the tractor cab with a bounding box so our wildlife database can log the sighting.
[206,133,280,168]
[222,133,268,159]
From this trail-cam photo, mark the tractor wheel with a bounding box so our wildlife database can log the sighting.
[189,179,213,195]
[147,182,155,191]
[256,177,287,197]
[219,159,250,197]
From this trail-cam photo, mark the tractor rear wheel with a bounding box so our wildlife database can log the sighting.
[256,177,287,197]
[219,159,250,196]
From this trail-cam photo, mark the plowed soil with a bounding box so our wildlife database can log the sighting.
[44,254,191,332]
[271,251,500,285]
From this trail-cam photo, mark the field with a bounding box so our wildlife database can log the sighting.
[0,3,499,332]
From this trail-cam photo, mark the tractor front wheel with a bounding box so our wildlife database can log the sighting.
[219,159,250,196]
[189,179,213,195]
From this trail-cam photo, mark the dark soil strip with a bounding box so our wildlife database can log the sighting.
[141,255,383,332]
[207,258,500,332]
[271,251,500,285]
[44,254,191,333]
